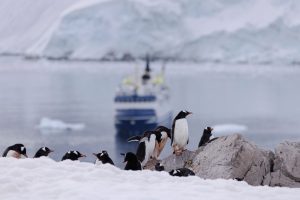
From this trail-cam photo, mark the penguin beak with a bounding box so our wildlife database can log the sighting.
[92,153,97,157]
[49,149,54,153]
[80,154,87,158]
[23,154,28,158]
[187,112,193,115]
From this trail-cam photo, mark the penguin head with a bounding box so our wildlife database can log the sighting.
[38,147,53,157]
[176,110,192,119]
[155,162,165,171]
[63,151,86,161]
[93,150,109,161]
[11,144,28,158]
[204,127,213,136]
[155,126,171,139]
[122,152,138,163]
[169,169,180,176]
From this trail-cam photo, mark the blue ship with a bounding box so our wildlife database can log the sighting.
[114,59,172,136]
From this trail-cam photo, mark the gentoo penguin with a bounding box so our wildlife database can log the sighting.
[153,126,171,159]
[34,147,54,158]
[61,151,86,161]
[127,131,161,167]
[2,144,28,158]
[198,127,214,147]
[93,150,114,165]
[171,110,192,155]
[122,152,142,171]
[155,162,165,171]
[169,168,195,177]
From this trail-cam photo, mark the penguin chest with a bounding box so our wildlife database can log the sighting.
[158,138,168,154]
[95,159,103,165]
[6,150,21,158]
[145,136,156,157]
[174,119,189,147]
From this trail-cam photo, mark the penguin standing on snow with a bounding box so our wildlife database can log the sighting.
[34,147,54,158]
[122,152,142,171]
[61,151,86,161]
[153,126,171,159]
[127,130,161,167]
[93,150,114,165]
[2,144,28,158]
[171,110,192,155]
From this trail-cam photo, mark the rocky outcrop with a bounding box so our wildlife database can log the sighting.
[190,134,274,186]
[145,134,300,188]
[267,142,300,188]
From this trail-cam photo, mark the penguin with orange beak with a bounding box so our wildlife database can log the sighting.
[34,147,54,158]
[171,110,192,155]
[61,151,86,161]
[2,144,28,158]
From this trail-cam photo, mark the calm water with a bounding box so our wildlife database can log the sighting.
[0,57,300,166]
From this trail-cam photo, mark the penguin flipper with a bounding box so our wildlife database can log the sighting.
[127,136,141,142]
[208,137,219,143]
[2,147,9,157]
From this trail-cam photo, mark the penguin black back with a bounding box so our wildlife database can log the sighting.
[34,147,53,158]
[93,150,114,165]
[198,127,213,147]
[61,151,86,161]
[2,144,27,158]
[123,152,142,171]
[169,168,195,177]
[155,162,165,171]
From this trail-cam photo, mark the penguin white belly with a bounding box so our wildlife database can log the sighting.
[174,119,189,147]
[6,150,20,158]
[95,159,102,165]
[142,135,156,166]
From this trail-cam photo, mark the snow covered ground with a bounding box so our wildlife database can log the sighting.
[0,157,299,200]
[2,0,300,63]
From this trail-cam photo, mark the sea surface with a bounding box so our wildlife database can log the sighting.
[0,57,300,166]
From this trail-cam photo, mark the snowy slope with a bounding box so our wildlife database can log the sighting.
[1,157,300,200]
[0,0,82,54]
[2,0,300,63]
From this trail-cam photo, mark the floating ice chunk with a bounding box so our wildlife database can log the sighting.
[213,124,248,134]
[37,117,85,133]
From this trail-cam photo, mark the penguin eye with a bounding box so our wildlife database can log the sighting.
[42,147,46,151]
[21,146,25,151]
[74,151,79,155]
[100,153,104,157]
[68,151,71,154]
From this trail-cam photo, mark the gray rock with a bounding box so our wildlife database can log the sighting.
[190,134,273,186]
[268,142,300,187]
[144,150,195,172]
[144,133,300,188]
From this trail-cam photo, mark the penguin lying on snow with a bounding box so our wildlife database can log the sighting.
[61,151,86,161]
[127,131,161,167]
[93,150,114,165]
[34,147,54,158]
[121,152,142,171]
[153,126,171,159]
[169,168,195,177]
[171,110,192,155]
[2,144,28,158]
[198,127,215,147]
[155,162,165,171]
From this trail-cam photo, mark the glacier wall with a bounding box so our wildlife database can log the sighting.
[2,0,300,63]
